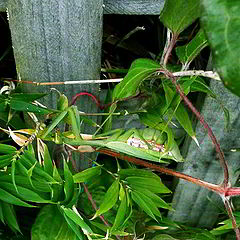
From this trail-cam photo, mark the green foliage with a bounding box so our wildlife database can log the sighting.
[160,0,201,34]
[0,0,239,239]
[201,0,240,97]
[176,29,208,67]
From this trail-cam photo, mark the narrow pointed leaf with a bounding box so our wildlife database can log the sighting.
[132,188,172,210]
[11,160,18,193]
[0,175,51,193]
[126,176,171,194]
[73,166,101,183]
[68,107,81,140]
[94,179,119,218]
[118,168,161,181]
[62,206,93,234]
[63,161,74,205]
[131,191,159,221]
[62,213,84,240]
[0,187,34,207]
[11,93,47,102]
[43,142,53,176]
[112,192,127,231]
[10,99,51,114]
[42,110,68,138]
[0,155,13,168]
[2,202,21,233]
[0,144,17,154]
[201,0,240,97]
[0,182,50,203]
[174,103,195,138]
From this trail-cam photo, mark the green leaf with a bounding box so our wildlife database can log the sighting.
[62,213,84,240]
[20,154,57,184]
[201,0,240,97]
[0,144,17,154]
[174,103,195,138]
[160,0,201,34]
[0,187,34,207]
[152,235,177,240]
[111,191,127,231]
[176,29,208,66]
[73,166,102,183]
[94,179,119,218]
[131,191,160,221]
[0,174,51,193]
[42,110,68,138]
[0,155,13,168]
[63,161,74,205]
[68,106,81,140]
[118,168,160,181]
[57,93,69,111]
[9,99,52,114]
[0,202,4,223]
[113,59,160,100]
[62,206,93,234]
[162,80,195,138]
[32,205,78,240]
[51,166,64,202]
[0,182,50,203]
[132,188,172,211]
[126,176,171,194]
[43,143,53,176]
[2,202,21,233]
[11,93,47,102]
[11,160,18,194]
[0,102,7,112]
[190,78,217,97]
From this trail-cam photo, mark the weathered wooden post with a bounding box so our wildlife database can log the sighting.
[6,0,103,169]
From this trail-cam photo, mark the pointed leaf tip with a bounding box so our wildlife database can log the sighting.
[192,136,200,148]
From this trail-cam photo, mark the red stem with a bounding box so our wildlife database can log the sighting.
[162,70,229,188]
[163,33,179,66]
[96,148,224,194]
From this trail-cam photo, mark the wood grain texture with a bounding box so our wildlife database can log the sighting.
[0,0,6,11]
[7,0,103,169]
[103,0,165,15]
[168,80,240,227]
[2,0,165,14]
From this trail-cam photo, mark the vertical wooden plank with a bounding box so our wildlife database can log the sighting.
[169,81,240,227]
[7,0,103,169]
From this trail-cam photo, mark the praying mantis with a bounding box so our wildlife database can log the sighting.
[63,127,184,164]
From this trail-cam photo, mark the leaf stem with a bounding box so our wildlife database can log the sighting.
[162,31,179,66]
[163,70,229,188]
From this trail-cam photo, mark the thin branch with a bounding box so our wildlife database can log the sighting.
[172,70,220,81]
[83,184,110,226]
[163,70,229,188]
[160,28,172,65]
[223,197,240,240]
[83,183,122,240]
[96,149,224,194]
[2,70,220,86]
[163,31,179,66]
